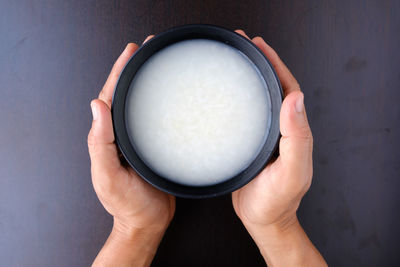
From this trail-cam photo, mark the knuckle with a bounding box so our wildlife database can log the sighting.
[303,169,313,190]
[304,128,313,140]
[293,82,301,91]
[87,130,101,154]
[98,89,105,99]
[306,177,312,190]
[253,36,264,43]
[309,133,314,146]
[301,177,312,195]
[297,125,313,141]
[87,130,95,148]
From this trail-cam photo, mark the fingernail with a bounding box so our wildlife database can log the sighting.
[295,93,304,113]
[91,102,98,121]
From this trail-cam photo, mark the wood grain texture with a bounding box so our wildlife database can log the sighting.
[0,0,399,266]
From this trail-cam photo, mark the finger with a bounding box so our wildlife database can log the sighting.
[99,43,139,108]
[235,29,250,39]
[143,35,154,44]
[88,99,123,178]
[251,36,300,96]
[278,91,313,190]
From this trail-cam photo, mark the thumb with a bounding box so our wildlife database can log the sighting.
[278,91,313,180]
[88,99,122,177]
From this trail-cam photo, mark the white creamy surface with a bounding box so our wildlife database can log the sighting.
[126,39,271,186]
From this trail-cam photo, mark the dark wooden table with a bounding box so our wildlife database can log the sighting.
[1,0,399,266]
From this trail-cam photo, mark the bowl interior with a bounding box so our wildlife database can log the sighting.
[112,24,282,198]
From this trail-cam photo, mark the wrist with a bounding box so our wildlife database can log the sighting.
[241,212,299,237]
[250,217,304,267]
[243,215,327,267]
[92,218,168,267]
[243,213,299,248]
[110,218,167,266]
[114,216,166,234]
[112,218,167,246]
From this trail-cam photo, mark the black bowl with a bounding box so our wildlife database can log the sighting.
[112,24,282,198]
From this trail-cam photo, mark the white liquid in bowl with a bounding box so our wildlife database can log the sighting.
[126,39,271,186]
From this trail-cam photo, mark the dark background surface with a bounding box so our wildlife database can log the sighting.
[1,0,399,266]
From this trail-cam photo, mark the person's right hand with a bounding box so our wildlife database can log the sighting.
[232,30,327,266]
[232,30,312,232]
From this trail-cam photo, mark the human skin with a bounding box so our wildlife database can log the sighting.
[88,31,327,266]
[88,40,175,267]
[232,30,327,266]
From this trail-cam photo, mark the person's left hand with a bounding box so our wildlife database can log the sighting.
[88,42,175,236]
